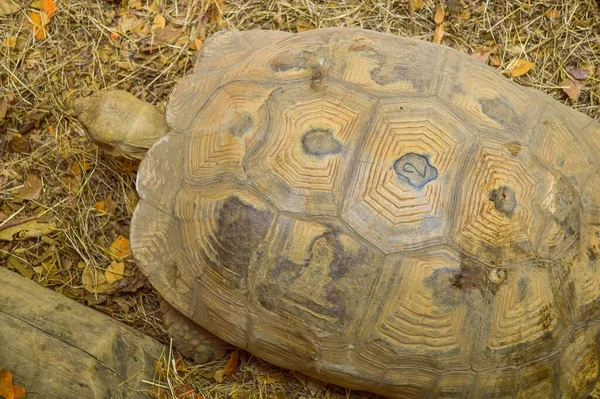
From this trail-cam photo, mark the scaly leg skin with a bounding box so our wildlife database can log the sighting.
[160,299,230,363]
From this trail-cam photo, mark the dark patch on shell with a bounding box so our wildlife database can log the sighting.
[203,197,274,288]
[489,186,517,216]
[479,96,518,128]
[226,113,253,137]
[257,230,366,326]
[301,129,343,157]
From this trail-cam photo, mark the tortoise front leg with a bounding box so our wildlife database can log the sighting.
[161,299,231,363]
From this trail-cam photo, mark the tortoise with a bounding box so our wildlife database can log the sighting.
[74,28,600,398]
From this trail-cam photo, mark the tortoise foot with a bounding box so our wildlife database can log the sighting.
[161,300,231,363]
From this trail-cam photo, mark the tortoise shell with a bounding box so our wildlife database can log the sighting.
[131,28,600,398]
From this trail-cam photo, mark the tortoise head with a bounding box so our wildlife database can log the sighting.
[73,90,169,160]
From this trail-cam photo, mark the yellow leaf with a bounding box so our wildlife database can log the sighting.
[210,0,224,26]
[507,58,534,77]
[0,0,20,16]
[82,266,110,294]
[108,235,131,259]
[410,0,423,12]
[2,36,16,47]
[434,4,445,24]
[433,22,444,44]
[42,0,55,18]
[152,13,166,30]
[30,10,48,40]
[0,220,54,242]
[105,261,125,284]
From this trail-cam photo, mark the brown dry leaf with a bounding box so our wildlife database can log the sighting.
[0,98,8,120]
[210,0,224,26]
[566,65,591,80]
[0,0,20,16]
[434,4,445,24]
[16,174,42,201]
[108,235,131,259]
[489,54,502,67]
[152,13,166,30]
[105,260,125,284]
[82,266,110,294]
[507,58,534,77]
[29,10,49,40]
[296,20,315,32]
[42,0,55,18]
[174,386,197,399]
[471,51,491,63]
[0,220,55,241]
[153,25,184,44]
[213,350,239,383]
[561,78,584,102]
[193,37,203,51]
[545,8,561,19]
[433,22,444,44]
[119,14,143,34]
[94,195,117,214]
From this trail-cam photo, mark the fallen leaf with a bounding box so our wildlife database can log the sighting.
[507,58,534,77]
[152,13,166,30]
[566,65,591,80]
[489,54,502,67]
[42,0,55,18]
[433,22,444,44]
[0,98,7,120]
[408,0,423,18]
[0,0,20,16]
[471,51,491,63]
[193,37,203,51]
[210,0,223,26]
[7,255,34,279]
[16,174,42,201]
[561,78,584,102]
[82,266,110,294]
[8,135,30,153]
[105,261,125,284]
[119,14,143,34]
[108,235,131,259]
[174,386,196,399]
[2,36,16,47]
[296,20,315,32]
[0,370,14,399]
[213,351,239,382]
[13,386,25,399]
[0,370,24,399]
[153,25,184,44]
[29,10,49,40]
[434,4,445,24]
[545,8,561,19]
[0,220,54,241]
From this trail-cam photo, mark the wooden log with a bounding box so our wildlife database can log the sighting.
[0,268,166,399]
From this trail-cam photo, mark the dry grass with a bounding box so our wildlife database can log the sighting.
[1,0,600,398]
